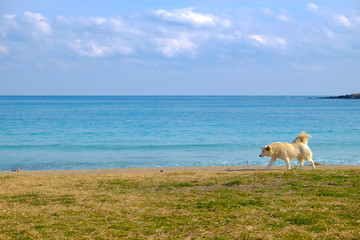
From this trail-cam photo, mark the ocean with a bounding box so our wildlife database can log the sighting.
[0,96,359,171]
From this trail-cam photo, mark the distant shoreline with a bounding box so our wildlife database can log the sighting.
[1,165,360,176]
[320,93,360,99]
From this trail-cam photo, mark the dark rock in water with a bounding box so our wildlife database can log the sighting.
[321,93,360,99]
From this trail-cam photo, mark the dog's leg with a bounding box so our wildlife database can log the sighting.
[298,158,304,169]
[305,151,315,169]
[285,158,291,170]
[299,162,304,169]
[307,159,316,169]
[265,158,276,170]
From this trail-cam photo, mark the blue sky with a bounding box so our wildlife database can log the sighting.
[0,0,359,95]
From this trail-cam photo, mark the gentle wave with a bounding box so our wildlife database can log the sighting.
[1,96,360,170]
[2,142,358,151]
[0,143,251,151]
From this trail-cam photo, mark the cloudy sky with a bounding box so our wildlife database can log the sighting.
[0,0,359,95]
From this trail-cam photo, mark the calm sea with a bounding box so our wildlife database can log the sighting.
[0,96,359,171]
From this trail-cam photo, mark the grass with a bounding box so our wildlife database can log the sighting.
[0,169,360,239]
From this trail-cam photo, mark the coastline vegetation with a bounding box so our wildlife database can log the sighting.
[1,169,359,239]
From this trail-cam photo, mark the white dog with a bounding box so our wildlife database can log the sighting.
[259,132,315,170]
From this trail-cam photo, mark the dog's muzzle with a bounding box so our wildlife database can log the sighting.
[259,154,264,157]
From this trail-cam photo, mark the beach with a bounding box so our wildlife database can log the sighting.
[1,164,360,175]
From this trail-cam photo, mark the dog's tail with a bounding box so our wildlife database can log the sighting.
[292,132,312,144]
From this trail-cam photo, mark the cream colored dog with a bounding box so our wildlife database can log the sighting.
[259,132,315,170]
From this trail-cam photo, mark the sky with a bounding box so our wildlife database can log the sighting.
[0,0,359,95]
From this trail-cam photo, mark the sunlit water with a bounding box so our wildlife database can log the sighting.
[1,96,359,171]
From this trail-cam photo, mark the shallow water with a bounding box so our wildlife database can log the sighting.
[1,96,359,171]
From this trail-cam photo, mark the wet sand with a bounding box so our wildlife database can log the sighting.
[1,164,360,176]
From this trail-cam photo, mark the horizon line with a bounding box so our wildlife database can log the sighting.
[0,94,334,97]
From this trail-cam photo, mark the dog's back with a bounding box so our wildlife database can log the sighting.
[269,142,305,160]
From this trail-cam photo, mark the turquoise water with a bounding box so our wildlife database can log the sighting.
[0,96,359,171]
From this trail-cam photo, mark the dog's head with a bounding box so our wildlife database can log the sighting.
[259,145,272,157]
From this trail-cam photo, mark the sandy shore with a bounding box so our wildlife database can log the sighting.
[1,164,360,176]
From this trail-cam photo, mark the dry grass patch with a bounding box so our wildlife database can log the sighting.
[0,169,359,239]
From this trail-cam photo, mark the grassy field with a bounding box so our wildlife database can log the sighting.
[1,169,360,239]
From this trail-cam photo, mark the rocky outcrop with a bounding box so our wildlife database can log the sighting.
[322,93,360,99]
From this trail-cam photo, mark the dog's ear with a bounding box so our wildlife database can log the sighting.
[266,146,271,151]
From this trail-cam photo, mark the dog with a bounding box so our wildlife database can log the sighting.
[259,132,315,170]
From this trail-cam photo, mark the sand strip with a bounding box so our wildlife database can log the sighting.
[1,165,360,176]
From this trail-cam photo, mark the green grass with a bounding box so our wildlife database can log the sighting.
[0,169,360,239]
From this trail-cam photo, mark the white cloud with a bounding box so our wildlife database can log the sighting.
[336,15,351,27]
[23,11,52,35]
[56,15,124,32]
[250,35,287,49]
[250,35,267,44]
[155,36,197,57]
[71,39,132,58]
[276,38,287,47]
[307,3,319,12]
[276,13,290,22]
[89,17,107,25]
[51,15,140,58]
[153,8,231,27]
[1,14,17,37]
[276,9,291,22]
[72,39,106,58]
[4,14,16,20]
[0,12,52,39]
[108,18,122,28]
[0,5,358,62]
[56,16,126,34]
[153,8,213,26]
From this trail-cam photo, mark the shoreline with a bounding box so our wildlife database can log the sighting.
[1,164,360,176]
